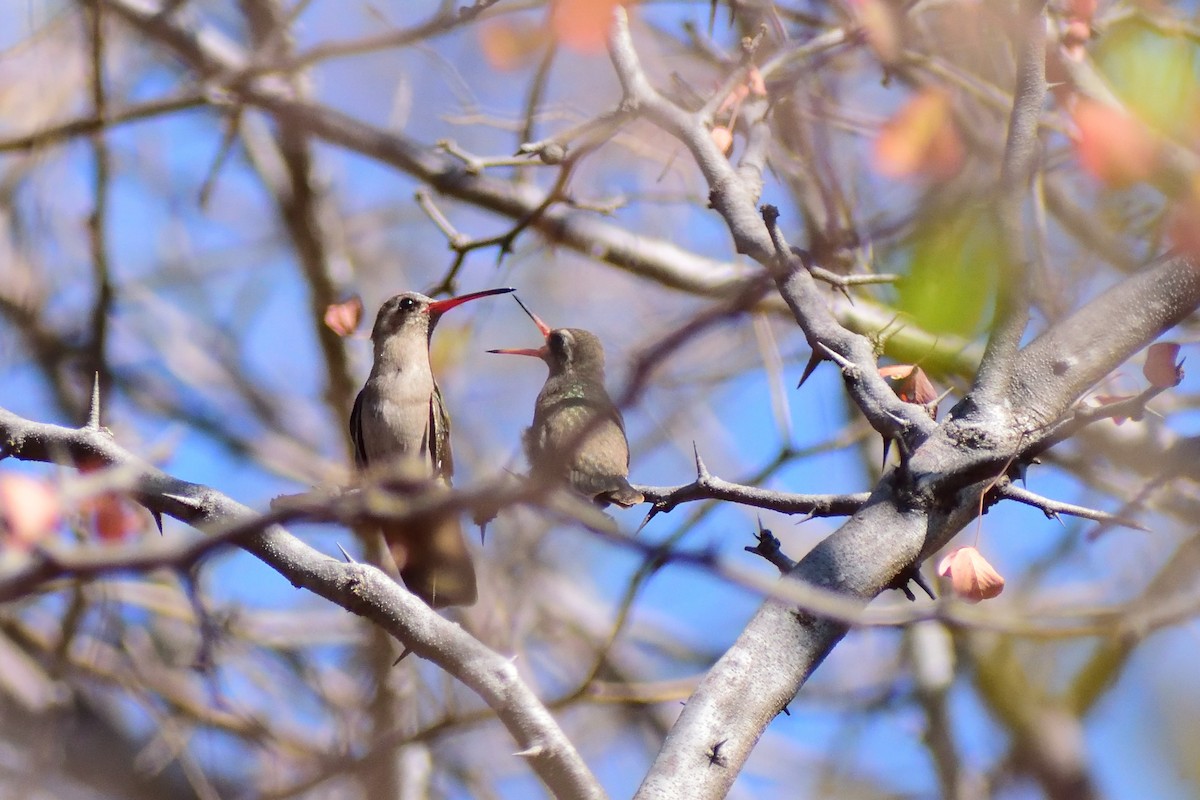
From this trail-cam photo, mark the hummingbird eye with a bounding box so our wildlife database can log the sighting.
[398,297,418,311]
[549,330,573,358]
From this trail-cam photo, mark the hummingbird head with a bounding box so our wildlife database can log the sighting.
[545,328,607,376]
[488,297,608,377]
[371,287,515,343]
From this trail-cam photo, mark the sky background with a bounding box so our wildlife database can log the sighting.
[2,1,1200,798]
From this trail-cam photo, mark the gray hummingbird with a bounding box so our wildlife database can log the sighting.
[489,298,643,508]
[350,286,514,607]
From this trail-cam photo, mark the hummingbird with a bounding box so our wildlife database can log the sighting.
[350,286,514,607]
[489,297,643,509]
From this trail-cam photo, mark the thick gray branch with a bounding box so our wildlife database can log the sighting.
[971,0,1047,401]
[0,407,605,800]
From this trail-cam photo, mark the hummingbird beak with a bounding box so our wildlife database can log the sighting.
[427,287,515,320]
[486,346,549,358]
[512,295,553,339]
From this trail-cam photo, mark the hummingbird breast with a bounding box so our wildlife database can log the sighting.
[356,368,441,474]
[526,379,632,500]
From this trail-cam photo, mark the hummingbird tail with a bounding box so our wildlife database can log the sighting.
[384,514,478,608]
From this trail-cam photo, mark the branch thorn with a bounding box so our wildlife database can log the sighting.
[87,372,101,431]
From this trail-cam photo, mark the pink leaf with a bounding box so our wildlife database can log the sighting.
[324,296,363,337]
[0,474,60,550]
[874,89,964,181]
[85,495,145,542]
[710,126,734,156]
[1072,100,1159,188]
[879,364,939,407]
[551,0,621,54]
[1144,341,1184,388]
[937,546,1005,603]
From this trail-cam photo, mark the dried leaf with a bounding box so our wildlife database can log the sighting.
[0,474,60,549]
[84,494,145,542]
[551,0,621,54]
[710,126,734,156]
[879,364,938,406]
[1062,0,1095,60]
[323,296,363,337]
[747,66,766,97]
[1072,100,1159,188]
[479,19,550,71]
[937,546,1005,604]
[874,89,964,180]
[1063,19,1091,61]
[1144,341,1184,388]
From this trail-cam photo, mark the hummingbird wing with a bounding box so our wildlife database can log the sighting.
[429,381,454,483]
[349,387,369,469]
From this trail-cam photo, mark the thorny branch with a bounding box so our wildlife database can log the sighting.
[0,406,605,800]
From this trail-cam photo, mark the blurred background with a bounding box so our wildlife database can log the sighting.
[0,0,1199,797]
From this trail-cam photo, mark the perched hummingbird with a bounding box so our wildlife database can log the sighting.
[489,298,643,508]
[350,287,514,607]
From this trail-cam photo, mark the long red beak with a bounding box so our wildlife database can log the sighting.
[427,286,514,318]
[513,295,552,339]
[487,346,548,358]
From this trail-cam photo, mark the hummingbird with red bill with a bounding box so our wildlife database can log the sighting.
[350,286,514,607]
[489,297,643,509]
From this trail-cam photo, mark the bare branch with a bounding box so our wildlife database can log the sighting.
[970,0,1048,402]
[0,405,605,800]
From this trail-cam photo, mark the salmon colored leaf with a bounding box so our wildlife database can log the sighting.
[874,89,963,180]
[1144,342,1184,388]
[324,296,363,337]
[937,546,1005,604]
[551,0,621,54]
[479,19,550,71]
[879,364,939,406]
[0,474,60,550]
[1072,100,1158,188]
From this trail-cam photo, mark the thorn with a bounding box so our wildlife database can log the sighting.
[692,442,711,480]
[797,350,823,389]
[706,738,728,768]
[1013,461,1029,486]
[779,704,791,716]
[814,340,853,369]
[87,372,101,431]
[335,542,358,564]
[392,646,413,665]
[513,744,545,759]
[910,569,936,600]
[887,565,934,601]
[479,520,488,545]
[1048,510,1065,528]
[151,509,163,535]
[635,506,660,534]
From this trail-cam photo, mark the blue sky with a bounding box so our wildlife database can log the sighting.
[2,1,1199,797]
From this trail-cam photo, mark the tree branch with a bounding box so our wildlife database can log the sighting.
[0,406,606,800]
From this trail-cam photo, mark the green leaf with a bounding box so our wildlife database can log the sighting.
[896,207,999,338]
